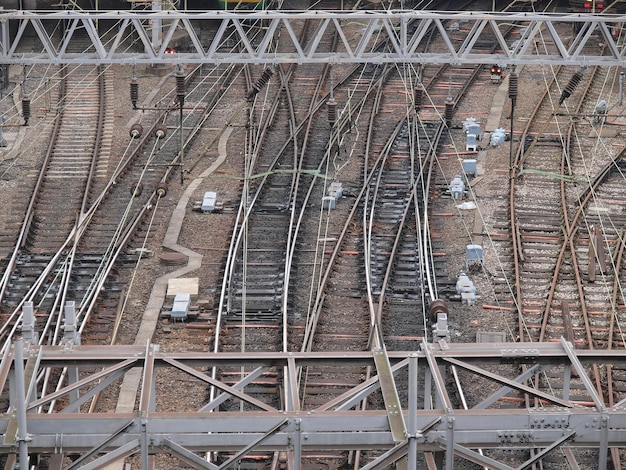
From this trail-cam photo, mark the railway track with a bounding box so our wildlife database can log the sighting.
[1,0,625,468]
[195,1,533,466]
[0,60,245,468]
[475,15,626,468]
[0,64,110,343]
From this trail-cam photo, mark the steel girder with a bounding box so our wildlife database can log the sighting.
[0,10,625,66]
[1,340,626,469]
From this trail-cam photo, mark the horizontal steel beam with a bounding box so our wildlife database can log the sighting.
[1,342,623,467]
[26,341,626,366]
[5,409,626,452]
[0,10,624,65]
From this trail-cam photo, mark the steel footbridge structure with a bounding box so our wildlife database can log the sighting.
[1,8,626,470]
[0,10,625,66]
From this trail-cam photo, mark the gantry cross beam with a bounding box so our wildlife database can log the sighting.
[1,10,625,65]
[2,340,626,470]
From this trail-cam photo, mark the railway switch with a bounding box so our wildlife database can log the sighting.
[490,128,507,147]
[61,301,81,346]
[465,244,483,270]
[456,273,478,306]
[322,182,343,209]
[449,174,466,200]
[594,99,607,124]
[463,118,481,140]
[201,191,217,212]
[432,311,450,342]
[463,118,481,152]
[466,133,477,152]
[20,301,39,345]
[171,293,191,320]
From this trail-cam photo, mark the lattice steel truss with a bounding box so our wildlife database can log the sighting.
[2,339,626,469]
[0,10,625,65]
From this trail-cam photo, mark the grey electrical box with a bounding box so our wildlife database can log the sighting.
[450,175,466,200]
[171,293,191,320]
[466,133,477,152]
[490,128,506,147]
[202,191,217,212]
[463,159,477,176]
[465,244,483,269]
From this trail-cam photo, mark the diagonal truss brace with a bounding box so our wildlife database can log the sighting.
[0,10,625,65]
[2,341,626,469]
[442,356,573,408]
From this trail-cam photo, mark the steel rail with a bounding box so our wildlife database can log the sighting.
[0,64,106,346]
[0,63,220,350]
[38,63,235,463]
[540,60,605,344]
[54,66,107,338]
[206,15,342,467]
[607,225,626,411]
[369,122,444,346]
[297,66,398,353]
[0,88,63,304]
[367,16,510,344]
[509,63,561,338]
[508,37,623,469]
[281,24,338,354]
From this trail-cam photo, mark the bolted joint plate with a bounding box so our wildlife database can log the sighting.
[529,408,570,430]
[500,348,539,363]
[496,430,534,445]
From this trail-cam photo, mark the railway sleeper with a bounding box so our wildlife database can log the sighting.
[394,266,420,274]
[231,288,282,296]
[387,306,425,316]
[326,289,364,299]
[390,285,423,294]
[233,260,285,267]
[520,274,560,282]
[233,274,284,283]
[226,312,281,321]
[12,257,54,267]
[233,267,284,276]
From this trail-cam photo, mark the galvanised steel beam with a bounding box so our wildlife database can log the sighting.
[0,10,625,65]
[1,341,626,469]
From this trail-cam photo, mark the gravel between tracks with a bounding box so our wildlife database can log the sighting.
[2,53,625,468]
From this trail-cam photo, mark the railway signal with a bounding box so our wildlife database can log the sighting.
[490,64,503,83]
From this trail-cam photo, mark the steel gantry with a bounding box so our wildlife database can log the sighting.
[0,10,625,66]
[2,339,626,469]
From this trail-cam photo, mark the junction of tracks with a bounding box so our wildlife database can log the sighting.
[0,8,626,470]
